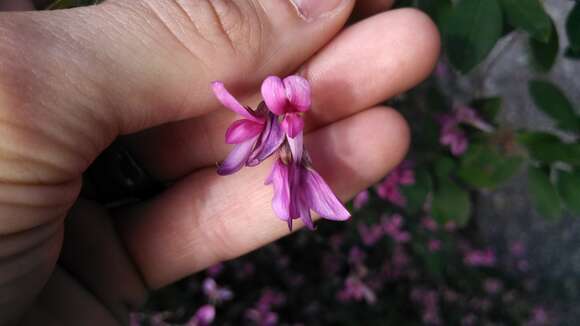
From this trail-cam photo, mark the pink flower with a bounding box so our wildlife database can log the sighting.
[202,278,233,303]
[381,214,410,243]
[215,76,350,230]
[266,138,350,230]
[421,217,438,232]
[348,246,366,266]
[438,105,494,157]
[353,190,370,209]
[410,288,441,325]
[245,290,285,326]
[439,113,468,156]
[337,276,377,304]
[527,306,549,326]
[261,75,311,138]
[377,161,415,206]
[212,82,285,175]
[206,263,223,278]
[428,239,442,252]
[188,305,216,326]
[357,223,383,246]
[464,249,496,267]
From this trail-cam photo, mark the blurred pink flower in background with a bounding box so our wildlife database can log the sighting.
[421,217,438,232]
[527,306,549,326]
[428,239,442,252]
[206,263,223,278]
[377,161,415,206]
[245,290,286,326]
[188,305,216,326]
[353,190,370,209]
[438,105,493,156]
[202,278,234,303]
[484,278,503,295]
[337,276,377,304]
[382,214,411,243]
[348,246,366,266]
[464,249,496,267]
[411,288,441,325]
[358,222,384,246]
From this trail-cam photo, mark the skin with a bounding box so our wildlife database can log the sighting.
[0,0,440,325]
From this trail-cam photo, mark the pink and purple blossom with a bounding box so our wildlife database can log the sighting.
[211,82,284,175]
[214,76,349,230]
[377,161,415,206]
[261,75,311,138]
[188,305,216,326]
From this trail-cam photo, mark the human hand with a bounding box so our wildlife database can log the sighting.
[0,0,439,324]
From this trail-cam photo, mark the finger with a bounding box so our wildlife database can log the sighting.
[117,107,410,288]
[127,8,439,180]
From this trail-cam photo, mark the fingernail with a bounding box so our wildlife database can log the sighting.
[290,0,345,21]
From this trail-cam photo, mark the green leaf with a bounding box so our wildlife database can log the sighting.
[557,170,580,215]
[458,143,524,188]
[565,46,580,60]
[530,19,559,72]
[418,0,453,27]
[528,166,562,220]
[434,157,456,179]
[567,3,580,52]
[529,80,580,131]
[432,180,471,226]
[517,132,580,165]
[499,0,552,42]
[443,0,503,73]
[401,169,432,214]
[471,97,502,122]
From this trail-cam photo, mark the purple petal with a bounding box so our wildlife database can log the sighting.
[281,113,304,138]
[217,136,258,175]
[261,76,288,115]
[247,112,285,166]
[287,131,303,163]
[193,305,215,325]
[302,167,350,221]
[212,81,262,123]
[298,195,315,230]
[265,159,291,221]
[225,119,264,144]
[283,75,311,112]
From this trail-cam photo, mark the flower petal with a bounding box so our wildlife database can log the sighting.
[287,131,304,163]
[217,136,258,175]
[302,168,350,221]
[247,112,285,166]
[283,75,311,112]
[298,194,316,230]
[261,76,288,115]
[265,159,291,221]
[281,113,304,139]
[211,81,262,123]
[225,119,264,144]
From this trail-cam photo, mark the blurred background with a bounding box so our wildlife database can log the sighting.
[40,0,580,325]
